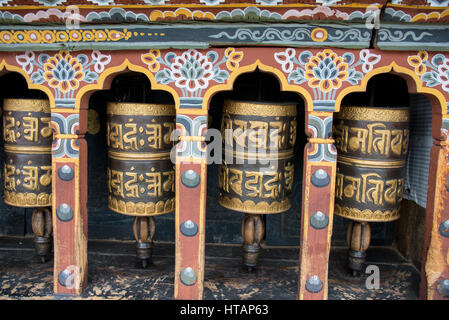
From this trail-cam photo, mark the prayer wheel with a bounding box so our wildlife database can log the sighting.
[333,105,410,275]
[3,98,53,262]
[219,100,297,270]
[106,102,175,268]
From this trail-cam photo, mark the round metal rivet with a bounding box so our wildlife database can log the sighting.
[305,275,323,294]
[438,279,449,297]
[58,165,74,181]
[439,220,449,238]
[56,203,73,222]
[311,169,330,188]
[310,211,329,230]
[58,269,72,287]
[181,170,200,188]
[180,267,197,286]
[180,220,198,237]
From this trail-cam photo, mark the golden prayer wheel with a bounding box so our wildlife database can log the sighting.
[218,100,297,269]
[333,105,410,274]
[3,98,53,262]
[106,102,175,267]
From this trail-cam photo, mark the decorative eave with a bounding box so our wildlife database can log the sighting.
[0,23,373,51]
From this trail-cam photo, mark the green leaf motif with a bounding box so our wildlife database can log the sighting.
[213,70,229,83]
[347,70,363,85]
[422,71,439,87]
[155,69,173,84]
[83,71,98,83]
[288,68,306,84]
[30,70,44,84]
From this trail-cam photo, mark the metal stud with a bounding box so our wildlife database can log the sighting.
[311,169,330,188]
[58,165,74,181]
[180,220,198,237]
[305,275,323,294]
[438,279,449,297]
[181,170,200,188]
[58,269,73,287]
[56,203,73,222]
[180,267,197,286]
[439,220,449,238]
[310,211,329,230]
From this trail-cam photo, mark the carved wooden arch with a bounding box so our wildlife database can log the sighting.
[335,62,448,117]
[76,59,180,134]
[203,59,314,113]
[0,60,53,103]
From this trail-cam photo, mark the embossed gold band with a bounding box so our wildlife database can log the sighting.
[4,145,51,154]
[337,155,406,168]
[223,100,297,117]
[337,106,409,122]
[3,99,50,114]
[106,102,175,116]
[219,195,291,215]
[108,195,175,216]
[108,150,171,160]
[224,148,294,161]
[334,204,400,222]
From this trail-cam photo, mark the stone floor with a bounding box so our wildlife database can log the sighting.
[0,236,420,300]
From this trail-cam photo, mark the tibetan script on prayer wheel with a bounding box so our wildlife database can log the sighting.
[218,100,297,214]
[3,99,52,207]
[333,106,410,222]
[106,102,176,216]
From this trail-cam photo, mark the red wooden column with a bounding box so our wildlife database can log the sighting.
[420,116,449,300]
[298,111,337,300]
[51,109,88,296]
[174,112,208,300]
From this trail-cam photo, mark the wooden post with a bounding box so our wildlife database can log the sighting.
[174,112,208,300]
[298,112,336,300]
[421,139,449,300]
[51,110,88,296]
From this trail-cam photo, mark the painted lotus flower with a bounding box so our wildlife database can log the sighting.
[43,50,85,92]
[170,49,214,93]
[304,49,349,92]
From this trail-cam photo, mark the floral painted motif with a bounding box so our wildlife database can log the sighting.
[142,48,243,97]
[410,52,449,94]
[304,50,349,93]
[17,50,111,102]
[33,0,67,5]
[86,0,115,4]
[408,51,428,76]
[43,51,85,93]
[275,48,381,100]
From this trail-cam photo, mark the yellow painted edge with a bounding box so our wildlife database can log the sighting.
[204,59,313,113]
[335,62,448,115]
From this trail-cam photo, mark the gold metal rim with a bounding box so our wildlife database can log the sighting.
[334,204,400,222]
[337,155,405,168]
[3,99,50,114]
[337,106,409,122]
[5,145,51,154]
[108,150,172,160]
[108,196,175,216]
[107,102,175,116]
[223,100,297,117]
[224,148,294,161]
[219,195,291,214]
